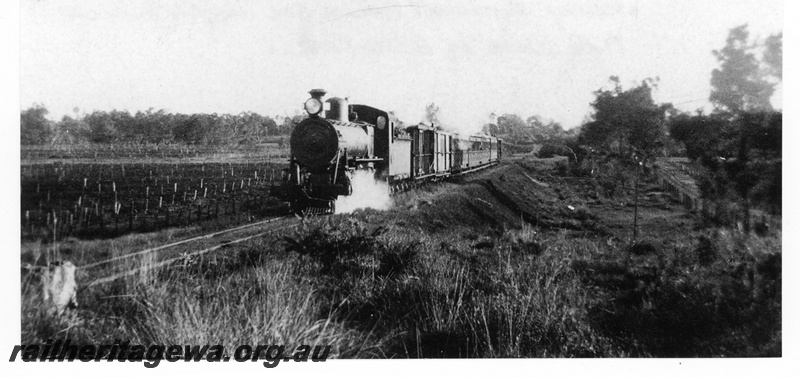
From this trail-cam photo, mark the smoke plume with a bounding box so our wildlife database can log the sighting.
[335,170,393,214]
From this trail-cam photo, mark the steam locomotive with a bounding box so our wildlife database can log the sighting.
[271,89,502,213]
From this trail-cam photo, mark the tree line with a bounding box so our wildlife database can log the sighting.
[21,107,306,146]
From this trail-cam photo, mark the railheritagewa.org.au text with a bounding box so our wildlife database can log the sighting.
[9,339,331,368]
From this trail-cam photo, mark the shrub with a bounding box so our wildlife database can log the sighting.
[282,217,420,295]
[583,229,781,356]
[283,218,384,277]
[537,143,567,159]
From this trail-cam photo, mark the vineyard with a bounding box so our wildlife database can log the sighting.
[21,139,288,162]
[20,145,290,241]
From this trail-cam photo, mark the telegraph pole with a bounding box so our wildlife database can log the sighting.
[632,154,644,243]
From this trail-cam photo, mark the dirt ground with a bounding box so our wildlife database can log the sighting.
[397,155,699,244]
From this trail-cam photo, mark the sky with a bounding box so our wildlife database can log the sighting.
[19,0,783,134]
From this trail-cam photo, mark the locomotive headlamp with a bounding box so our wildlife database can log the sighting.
[304,98,323,116]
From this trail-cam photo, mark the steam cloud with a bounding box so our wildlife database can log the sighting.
[335,170,393,214]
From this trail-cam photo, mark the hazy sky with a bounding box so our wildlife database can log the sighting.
[20,0,783,134]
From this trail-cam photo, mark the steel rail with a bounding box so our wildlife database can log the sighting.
[85,223,296,287]
[81,216,287,270]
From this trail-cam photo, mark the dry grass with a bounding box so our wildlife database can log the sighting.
[22,234,381,358]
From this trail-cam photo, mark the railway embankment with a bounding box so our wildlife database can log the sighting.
[397,157,691,242]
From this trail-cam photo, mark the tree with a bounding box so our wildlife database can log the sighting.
[708,25,782,228]
[21,105,53,145]
[136,109,174,144]
[52,115,90,144]
[526,116,566,143]
[263,116,279,136]
[668,113,727,163]
[526,116,546,142]
[580,77,671,155]
[173,114,205,144]
[278,114,305,135]
[710,24,778,114]
[719,112,781,228]
[231,112,272,144]
[495,113,525,139]
[83,111,119,143]
[763,32,782,80]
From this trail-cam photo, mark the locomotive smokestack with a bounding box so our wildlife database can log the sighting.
[309,88,326,99]
[326,97,349,123]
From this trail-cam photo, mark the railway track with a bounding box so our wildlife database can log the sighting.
[78,215,300,288]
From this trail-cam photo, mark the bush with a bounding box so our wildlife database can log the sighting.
[283,217,420,285]
[284,218,383,277]
[537,143,567,159]
[583,229,781,356]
